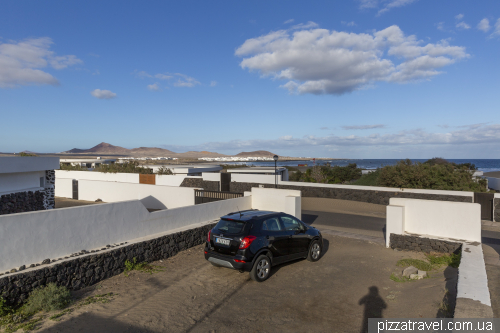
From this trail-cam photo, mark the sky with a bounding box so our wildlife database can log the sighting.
[1,0,500,158]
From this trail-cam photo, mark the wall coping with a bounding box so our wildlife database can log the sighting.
[277,180,474,197]
[0,157,59,173]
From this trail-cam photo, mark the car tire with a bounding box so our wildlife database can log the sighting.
[250,255,271,282]
[307,240,322,262]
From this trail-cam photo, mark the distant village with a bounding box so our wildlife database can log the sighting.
[117,156,276,162]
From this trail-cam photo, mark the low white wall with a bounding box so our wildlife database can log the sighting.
[486,177,500,191]
[55,170,139,183]
[388,198,481,244]
[0,171,45,195]
[250,187,301,219]
[156,175,189,187]
[55,178,73,198]
[0,196,253,272]
[201,172,221,182]
[78,180,197,209]
[230,173,279,184]
[385,205,404,247]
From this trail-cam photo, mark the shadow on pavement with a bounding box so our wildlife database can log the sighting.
[436,266,458,318]
[358,286,387,333]
[39,313,156,333]
[268,239,330,279]
[301,213,318,225]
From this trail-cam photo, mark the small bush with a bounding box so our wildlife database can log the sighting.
[426,253,461,268]
[396,259,433,271]
[124,257,162,276]
[353,169,381,186]
[156,166,173,175]
[0,297,12,316]
[23,283,71,314]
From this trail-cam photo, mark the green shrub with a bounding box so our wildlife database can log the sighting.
[377,159,487,192]
[291,164,362,184]
[0,297,12,317]
[353,169,381,186]
[23,283,71,314]
[95,161,153,174]
[156,166,173,175]
[426,253,461,268]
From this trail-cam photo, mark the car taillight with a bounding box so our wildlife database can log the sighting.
[239,235,257,249]
[234,259,245,263]
[207,230,211,243]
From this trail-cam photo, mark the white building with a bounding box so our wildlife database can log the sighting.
[60,158,116,169]
[0,157,59,214]
[227,167,289,181]
[142,164,222,176]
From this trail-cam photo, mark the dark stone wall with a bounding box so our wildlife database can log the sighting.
[43,170,55,210]
[0,223,215,306]
[0,191,45,215]
[494,198,500,223]
[228,182,473,205]
[180,178,219,191]
[390,234,462,254]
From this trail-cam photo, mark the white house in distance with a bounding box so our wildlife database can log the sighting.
[60,158,116,169]
[142,164,222,176]
[0,157,59,215]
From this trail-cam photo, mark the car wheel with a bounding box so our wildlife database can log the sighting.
[307,240,322,262]
[250,255,271,282]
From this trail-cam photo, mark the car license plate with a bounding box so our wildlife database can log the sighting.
[216,238,230,246]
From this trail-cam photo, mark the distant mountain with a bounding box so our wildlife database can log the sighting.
[235,150,276,157]
[61,143,279,159]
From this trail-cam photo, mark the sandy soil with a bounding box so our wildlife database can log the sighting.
[21,234,456,333]
[54,197,103,209]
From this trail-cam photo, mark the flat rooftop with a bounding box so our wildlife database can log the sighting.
[0,156,60,173]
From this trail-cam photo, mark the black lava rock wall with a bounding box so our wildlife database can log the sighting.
[0,223,215,306]
[0,191,45,215]
[43,170,55,210]
[227,182,473,205]
[180,178,219,191]
[390,234,462,254]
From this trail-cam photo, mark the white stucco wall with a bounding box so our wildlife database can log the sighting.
[486,177,500,191]
[55,170,139,183]
[385,205,405,247]
[155,175,189,187]
[250,187,301,219]
[0,196,253,272]
[78,180,197,209]
[0,171,45,195]
[388,198,481,243]
[230,173,280,184]
[201,172,221,182]
[54,178,73,198]
[0,157,59,173]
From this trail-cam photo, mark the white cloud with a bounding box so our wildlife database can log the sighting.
[210,81,217,87]
[358,0,378,9]
[436,22,445,31]
[377,0,418,15]
[134,71,200,88]
[490,18,500,38]
[173,73,200,87]
[161,123,500,152]
[342,21,357,27]
[455,14,464,20]
[236,24,468,95]
[91,89,117,99]
[291,21,319,30]
[284,19,294,24]
[155,73,173,80]
[342,124,385,130]
[477,18,491,32]
[0,37,82,88]
[456,21,471,30]
[147,83,160,91]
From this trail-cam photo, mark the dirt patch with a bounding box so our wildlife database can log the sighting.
[19,235,454,333]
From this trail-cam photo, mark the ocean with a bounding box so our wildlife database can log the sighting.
[222,159,500,173]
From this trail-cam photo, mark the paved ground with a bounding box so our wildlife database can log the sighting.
[55,197,103,208]
[302,197,386,218]
[484,171,500,178]
[34,235,453,333]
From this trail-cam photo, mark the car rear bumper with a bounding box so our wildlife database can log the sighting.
[204,249,253,272]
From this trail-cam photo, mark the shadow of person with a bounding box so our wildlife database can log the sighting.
[359,286,387,333]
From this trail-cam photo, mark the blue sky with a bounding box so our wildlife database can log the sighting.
[1,0,499,158]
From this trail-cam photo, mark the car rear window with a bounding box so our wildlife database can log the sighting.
[215,219,246,234]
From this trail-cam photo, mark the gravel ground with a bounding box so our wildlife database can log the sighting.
[27,234,455,333]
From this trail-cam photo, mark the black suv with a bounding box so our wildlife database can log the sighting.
[204,210,323,282]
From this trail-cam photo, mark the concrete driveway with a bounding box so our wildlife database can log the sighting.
[36,234,452,333]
